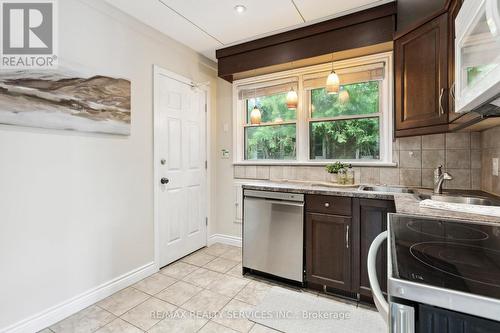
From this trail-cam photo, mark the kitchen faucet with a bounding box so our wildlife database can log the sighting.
[434,165,453,194]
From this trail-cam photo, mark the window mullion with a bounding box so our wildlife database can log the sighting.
[243,121,296,128]
[297,74,308,162]
[309,113,381,123]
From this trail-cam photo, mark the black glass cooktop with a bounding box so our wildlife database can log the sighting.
[390,214,500,300]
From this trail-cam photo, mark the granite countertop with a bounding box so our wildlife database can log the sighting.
[242,180,500,225]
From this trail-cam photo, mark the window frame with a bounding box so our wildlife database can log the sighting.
[306,81,382,161]
[243,86,298,161]
[233,52,394,166]
[244,123,298,161]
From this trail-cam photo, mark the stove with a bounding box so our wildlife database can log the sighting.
[391,215,500,300]
[385,214,500,328]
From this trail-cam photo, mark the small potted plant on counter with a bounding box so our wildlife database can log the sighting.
[325,162,346,184]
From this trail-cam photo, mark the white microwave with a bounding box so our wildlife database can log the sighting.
[455,0,500,113]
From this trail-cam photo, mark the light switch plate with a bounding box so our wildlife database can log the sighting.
[493,158,499,176]
[221,149,230,159]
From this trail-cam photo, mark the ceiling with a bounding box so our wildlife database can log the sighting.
[104,0,394,61]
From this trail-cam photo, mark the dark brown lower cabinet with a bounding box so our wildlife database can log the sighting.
[353,198,395,298]
[305,195,395,301]
[306,212,352,291]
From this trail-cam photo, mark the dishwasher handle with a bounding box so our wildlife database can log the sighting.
[244,196,304,207]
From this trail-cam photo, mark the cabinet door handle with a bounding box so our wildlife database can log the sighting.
[324,202,330,208]
[346,225,350,249]
[439,88,445,116]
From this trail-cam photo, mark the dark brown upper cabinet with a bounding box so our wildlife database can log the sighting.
[395,14,449,136]
[394,0,464,137]
[447,0,464,122]
[396,0,448,34]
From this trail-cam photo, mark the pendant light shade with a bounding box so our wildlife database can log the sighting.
[250,90,261,125]
[286,87,298,109]
[326,71,340,94]
[250,106,261,125]
[339,88,350,104]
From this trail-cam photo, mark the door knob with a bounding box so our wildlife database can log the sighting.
[161,178,169,185]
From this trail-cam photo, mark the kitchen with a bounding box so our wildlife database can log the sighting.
[1,0,500,332]
[226,0,500,331]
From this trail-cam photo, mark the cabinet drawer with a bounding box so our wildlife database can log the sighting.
[306,195,352,216]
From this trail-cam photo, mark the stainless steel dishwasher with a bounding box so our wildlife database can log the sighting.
[243,190,304,283]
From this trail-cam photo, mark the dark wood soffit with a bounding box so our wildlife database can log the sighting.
[218,17,394,80]
[216,3,396,82]
[217,3,396,58]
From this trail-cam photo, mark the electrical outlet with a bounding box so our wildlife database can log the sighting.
[493,158,499,177]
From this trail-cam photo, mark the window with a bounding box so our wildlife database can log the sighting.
[233,52,393,165]
[240,81,298,160]
[308,81,381,160]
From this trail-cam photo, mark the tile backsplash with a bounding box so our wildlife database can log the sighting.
[234,132,482,190]
[481,126,500,195]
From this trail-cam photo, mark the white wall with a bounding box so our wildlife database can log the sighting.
[0,0,217,331]
[215,79,241,238]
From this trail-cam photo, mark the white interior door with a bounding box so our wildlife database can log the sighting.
[155,68,207,268]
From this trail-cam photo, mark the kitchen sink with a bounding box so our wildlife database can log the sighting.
[310,182,358,188]
[417,193,500,207]
[358,185,415,194]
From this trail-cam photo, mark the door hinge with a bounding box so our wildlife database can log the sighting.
[205,217,208,226]
[204,103,207,113]
[205,160,208,169]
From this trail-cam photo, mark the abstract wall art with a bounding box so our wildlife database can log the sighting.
[0,68,131,135]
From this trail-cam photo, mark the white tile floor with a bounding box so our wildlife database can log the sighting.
[41,243,377,333]
[41,244,279,333]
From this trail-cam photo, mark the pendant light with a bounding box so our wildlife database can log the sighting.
[250,88,261,125]
[286,64,298,110]
[286,61,299,110]
[286,87,298,109]
[339,87,350,104]
[326,55,340,95]
[250,106,261,124]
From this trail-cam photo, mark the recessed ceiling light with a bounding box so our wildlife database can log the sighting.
[234,5,247,14]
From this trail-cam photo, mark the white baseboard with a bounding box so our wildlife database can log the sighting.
[208,233,242,247]
[2,262,157,333]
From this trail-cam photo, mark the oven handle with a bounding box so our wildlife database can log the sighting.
[368,230,389,324]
